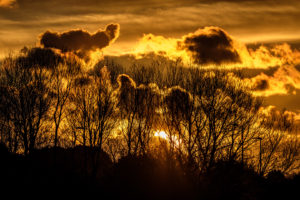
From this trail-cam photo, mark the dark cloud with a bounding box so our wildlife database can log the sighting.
[1,47,82,75]
[252,78,269,91]
[15,47,63,69]
[115,74,136,110]
[135,83,161,115]
[115,74,161,115]
[40,24,120,60]
[164,86,193,119]
[1,0,300,59]
[117,74,137,89]
[284,83,297,95]
[177,27,241,65]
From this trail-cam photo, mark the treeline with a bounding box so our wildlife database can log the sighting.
[0,47,299,197]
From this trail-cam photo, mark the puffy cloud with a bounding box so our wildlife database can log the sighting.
[1,0,300,60]
[3,47,82,74]
[135,83,161,112]
[40,24,120,61]
[260,105,300,133]
[117,74,136,90]
[164,86,194,120]
[248,64,300,96]
[252,77,269,91]
[114,74,161,117]
[131,27,300,69]
[132,27,300,68]
[131,26,243,66]
[177,27,241,65]
[15,47,63,69]
[245,43,300,68]
[115,74,137,110]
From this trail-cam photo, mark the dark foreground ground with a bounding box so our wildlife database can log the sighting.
[0,144,299,200]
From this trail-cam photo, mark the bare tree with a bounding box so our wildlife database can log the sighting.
[50,63,73,148]
[67,67,117,178]
[161,69,263,174]
[257,108,300,176]
[0,59,51,155]
[0,86,20,153]
[68,67,116,148]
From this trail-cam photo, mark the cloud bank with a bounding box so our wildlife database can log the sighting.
[132,26,244,66]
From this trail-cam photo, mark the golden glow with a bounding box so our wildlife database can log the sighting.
[88,50,104,67]
[248,64,300,96]
[131,33,191,64]
[0,0,15,7]
[130,32,300,70]
[154,130,168,140]
[154,130,181,147]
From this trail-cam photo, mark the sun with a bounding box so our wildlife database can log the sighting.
[154,130,181,147]
[154,130,168,140]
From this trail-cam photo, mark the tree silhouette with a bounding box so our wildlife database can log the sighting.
[257,108,299,175]
[0,47,299,199]
[0,58,51,155]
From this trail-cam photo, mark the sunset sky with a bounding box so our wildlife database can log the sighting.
[1,0,300,121]
[1,0,300,55]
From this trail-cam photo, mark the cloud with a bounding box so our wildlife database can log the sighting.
[131,26,243,66]
[132,26,299,68]
[1,0,300,60]
[252,77,269,91]
[40,24,120,61]
[0,0,15,8]
[115,74,137,110]
[248,64,300,96]
[115,28,300,69]
[164,86,193,119]
[15,47,64,69]
[114,74,161,117]
[8,47,84,74]
[260,105,300,133]
[177,27,241,65]
[246,43,300,68]
[117,74,137,90]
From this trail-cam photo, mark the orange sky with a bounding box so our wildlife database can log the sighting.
[1,0,300,120]
[1,0,300,57]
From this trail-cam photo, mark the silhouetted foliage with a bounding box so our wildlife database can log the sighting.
[0,48,299,198]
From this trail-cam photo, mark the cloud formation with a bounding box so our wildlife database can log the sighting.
[16,47,63,69]
[252,77,269,91]
[132,26,243,66]
[114,74,161,117]
[177,27,241,65]
[164,86,193,120]
[260,105,300,133]
[248,64,300,96]
[1,0,300,59]
[40,24,120,61]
